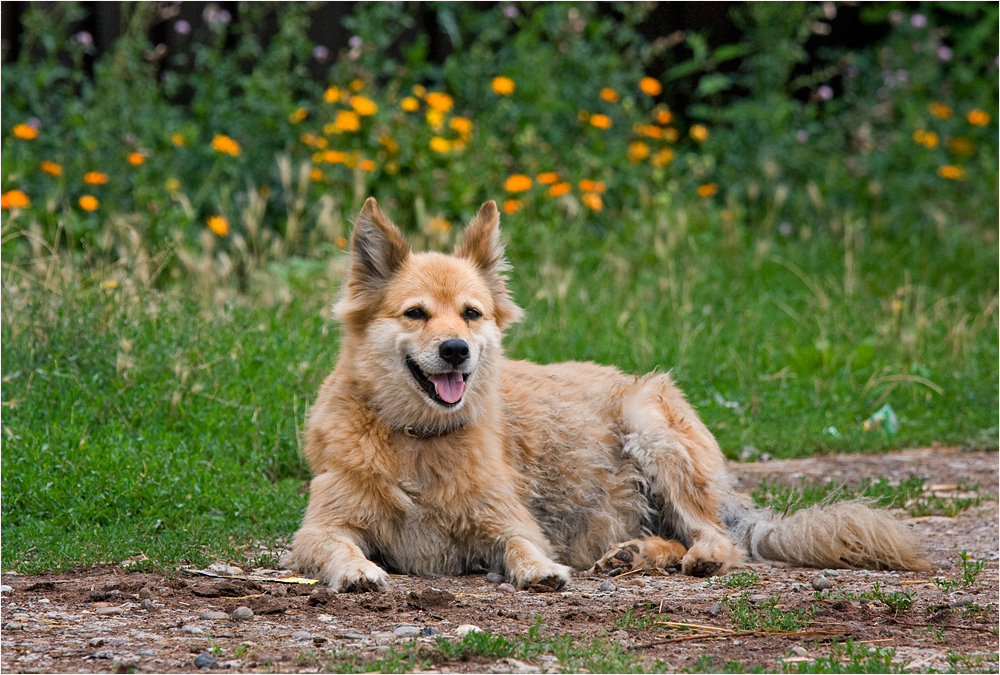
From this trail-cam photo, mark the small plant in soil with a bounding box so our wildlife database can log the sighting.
[863,581,917,612]
[714,571,760,588]
[934,549,988,591]
[724,592,814,631]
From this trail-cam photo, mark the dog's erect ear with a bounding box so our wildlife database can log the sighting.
[455,201,524,327]
[335,198,410,324]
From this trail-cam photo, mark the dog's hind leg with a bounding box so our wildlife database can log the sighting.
[592,536,687,576]
[614,373,743,577]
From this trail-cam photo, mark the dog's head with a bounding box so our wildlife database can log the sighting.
[334,198,522,431]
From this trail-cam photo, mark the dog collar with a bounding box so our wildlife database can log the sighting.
[401,421,466,439]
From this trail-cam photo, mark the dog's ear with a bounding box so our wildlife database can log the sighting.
[455,201,524,328]
[335,198,410,324]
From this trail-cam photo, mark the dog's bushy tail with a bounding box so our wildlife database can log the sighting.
[723,499,928,570]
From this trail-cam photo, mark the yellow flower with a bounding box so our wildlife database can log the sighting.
[324,86,342,103]
[127,152,146,166]
[449,116,473,138]
[323,150,348,164]
[937,165,965,180]
[689,125,709,142]
[331,110,360,133]
[491,76,515,96]
[600,87,619,103]
[171,133,186,147]
[628,141,650,163]
[536,172,559,185]
[211,134,241,156]
[578,179,606,194]
[379,134,399,154]
[503,199,522,214]
[13,123,38,140]
[664,127,679,142]
[639,77,662,96]
[429,137,452,153]
[288,107,308,124]
[581,192,603,211]
[310,168,324,181]
[207,215,229,236]
[913,129,938,149]
[967,109,990,126]
[350,96,378,116]
[426,109,445,130]
[1,189,30,209]
[651,148,674,167]
[401,96,420,112]
[349,79,364,92]
[503,174,533,193]
[697,183,719,197]
[429,216,452,234]
[928,102,952,119]
[947,137,974,155]
[359,159,376,172]
[548,182,571,197]
[84,171,109,185]
[78,195,99,211]
[412,84,427,98]
[655,108,673,125]
[589,114,612,129]
[40,160,63,176]
[425,92,454,112]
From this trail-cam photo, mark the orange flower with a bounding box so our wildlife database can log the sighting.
[207,215,229,236]
[331,110,360,133]
[449,116,473,138]
[13,123,38,140]
[913,129,938,149]
[335,236,348,248]
[503,174,533,193]
[663,127,680,142]
[288,107,308,123]
[947,137,974,155]
[78,195,99,211]
[937,165,965,180]
[633,123,663,139]
[412,84,427,98]
[628,141,650,164]
[589,114,612,129]
[600,87,619,103]
[639,77,662,96]
[211,135,241,156]
[323,150,348,164]
[491,76,515,96]
[324,86,342,103]
[578,179,606,194]
[1,189,30,209]
[655,108,673,125]
[349,95,378,116]
[429,216,452,234]
[401,96,420,112]
[426,109,445,129]
[536,172,559,185]
[379,134,399,154]
[581,192,603,211]
[127,152,146,166]
[697,183,719,197]
[548,182,571,197]
[928,102,952,119]
[689,125,709,142]
[40,160,63,176]
[359,159,376,172]
[967,109,990,126]
[425,92,454,112]
[171,133,186,147]
[84,171,109,185]
[503,199,522,214]
[429,137,452,153]
[310,168,324,181]
[349,79,364,92]
[651,148,674,167]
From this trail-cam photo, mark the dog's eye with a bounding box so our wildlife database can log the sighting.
[403,307,428,320]
[462,307,482,321]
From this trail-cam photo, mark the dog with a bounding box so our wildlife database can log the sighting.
[283,198,926,591]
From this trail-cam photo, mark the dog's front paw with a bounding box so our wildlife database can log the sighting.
[512,561,573,592]
[681,537,741,578]
[592,537,687,576]
[328,561,390,593]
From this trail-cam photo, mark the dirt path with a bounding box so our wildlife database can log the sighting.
[2,448,997,673]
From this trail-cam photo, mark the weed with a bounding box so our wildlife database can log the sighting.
[713,571,760,588]
[614,605,659,630]
[934,550,989,591]
[864,581,917,613]
[724,592,814,632]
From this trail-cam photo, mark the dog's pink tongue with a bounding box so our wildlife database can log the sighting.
[430,372,465,403]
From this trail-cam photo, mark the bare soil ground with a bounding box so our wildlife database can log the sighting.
[3,448,997,674]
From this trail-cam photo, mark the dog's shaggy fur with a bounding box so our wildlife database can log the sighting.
[283,199,927,591]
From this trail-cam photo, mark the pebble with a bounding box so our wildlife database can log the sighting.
[485,573,504,584]
[89,637,106,647]
[885,577,901,586]
[194,652,220,669]
[200,611,230,621]
[232,606,254,621]
[420,627,440,637]
[291,630,312,641]
[313,636,328,646]
[811,575,833,591]
[92,650,115,660]
[455,624,483,636]
[612,630,629,641]
[791,646,808,657]
[208,562,244,576]
[137,649,156,656]
[342,631,366,640]
[598,580,617,592]
[498,583,517,594]
[95,606,125,616]
[1,621,22,631]
[501,657,541,674]
[141,599,157,613]
[0,585,12,593]
[182,624,204,635]
[393,625,421,639]
[708,602,721,616]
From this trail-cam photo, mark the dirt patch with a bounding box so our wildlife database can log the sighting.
[3,448,997,673]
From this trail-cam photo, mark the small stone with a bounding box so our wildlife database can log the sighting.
[313,636,328,646]
[822,569,840,576]
[96,606,125,616]
[708,602,721,616]
[598,580,617,592]
[371,631,396,645]
[137,650,156,656]
[141,599,157,613]
[182,624,204,635]
[498,583,517,594]
[501,657,541,674]
[138,587,152,600]
[420,627,440,637]
[231,606,254,621]
[200,611,230,621]
[342,631,366,640]
[885,577,901,586]
[732,639,742,646]
[89,637,106,647]
[291,630,312,641]
[612,630,629,641]
[0,585,12,593]
[194,652,220,669]
[113,656,139,673]
[92,650,115,660]
[791,646,808,657]
[393,625,421,639]
[455,624,483,637]
[485,573,504,584]
[811,575,833,591]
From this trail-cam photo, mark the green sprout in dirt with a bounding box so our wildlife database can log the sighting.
[934,550,989,592]
[864,581,917,613]
[723,592,814,632]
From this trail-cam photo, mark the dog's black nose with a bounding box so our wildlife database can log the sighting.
[439,339,470,366]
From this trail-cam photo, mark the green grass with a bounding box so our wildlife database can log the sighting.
[723,592,814,632]
[934,550,989,592]
[1,207,997,572]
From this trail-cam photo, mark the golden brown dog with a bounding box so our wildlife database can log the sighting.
[283,198,926,591]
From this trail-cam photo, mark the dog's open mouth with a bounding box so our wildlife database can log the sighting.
[406,356,469,406]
